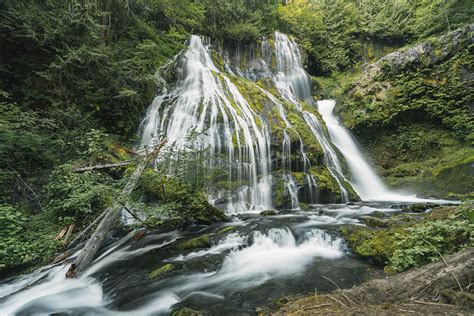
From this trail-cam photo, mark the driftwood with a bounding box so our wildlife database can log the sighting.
[66,140,166,278]
[74,161,132,172]
[55,226,68,241]
[62,224,75,246]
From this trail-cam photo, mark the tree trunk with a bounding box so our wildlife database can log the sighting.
[66,141,166,278]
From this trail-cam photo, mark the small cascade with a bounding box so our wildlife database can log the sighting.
[270,32,350,203]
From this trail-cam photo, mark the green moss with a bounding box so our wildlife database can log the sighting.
[149,263,174,280]
[211,50,225,72]
[362,216,388,227]
[273,175,286,208]
[178,234,212,250]
[287,112,324,164]
[218,225,237,234]
[339,226,401,266]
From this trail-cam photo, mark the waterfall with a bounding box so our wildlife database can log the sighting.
[271,32,350,203]
[317,100,449,202]
[139,32,358,212]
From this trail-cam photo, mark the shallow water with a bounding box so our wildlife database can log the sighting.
[0,202,417,315]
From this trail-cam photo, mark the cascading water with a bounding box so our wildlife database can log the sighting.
[0,32,460,316]
[270,32,350,203]
[139,36,273,213]
[317,100,453,203]
[139,32,356,211]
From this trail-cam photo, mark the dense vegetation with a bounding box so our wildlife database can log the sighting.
[0,0,472,275]
[340,202,473,273]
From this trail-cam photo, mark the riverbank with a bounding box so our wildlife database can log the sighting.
[266,247,473,315]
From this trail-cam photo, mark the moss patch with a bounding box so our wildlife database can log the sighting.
[218,225,237,235]
[149,263,174,280]
[178,234,212,250]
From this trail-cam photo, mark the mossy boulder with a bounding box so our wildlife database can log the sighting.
[149,263,174,280]
[339,226,400,266]
[340,203,473,273]
[402,203,440,213]
[178,234,212,250]
[362,216,388,227]
[260,209,278,216]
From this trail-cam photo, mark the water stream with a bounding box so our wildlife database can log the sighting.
[1,203,402,315]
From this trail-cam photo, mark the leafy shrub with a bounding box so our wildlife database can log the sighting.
[46,164,115,225]
[389,208,473,272]
[0,205,29,270]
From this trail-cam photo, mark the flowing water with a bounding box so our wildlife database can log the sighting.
[1,203,407,315]
[0,32,457,315]
[317,100,453,203]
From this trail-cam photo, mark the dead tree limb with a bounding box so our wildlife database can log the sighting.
[7,164,42,210]
[65,209,108,250]
[74,161,133,172]
[66,140,166,278]
[62,224,75,246]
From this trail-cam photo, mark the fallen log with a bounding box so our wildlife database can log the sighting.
[66,140,166,278]
[74,161,132,172]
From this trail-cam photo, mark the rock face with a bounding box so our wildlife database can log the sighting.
[362,24,474,82]
[336,24,474,199]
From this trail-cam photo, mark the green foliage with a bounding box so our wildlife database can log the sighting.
[136,169,227,227]
[340,203,473,273]
[46,164,115,225]
[278,0,359,75]
[389,205,473,272]
[203,0,279,43]
[0,205,61,274]
[0,205,29,270]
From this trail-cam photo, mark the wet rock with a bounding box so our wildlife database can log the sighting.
[362,216,388,228]
[217,225,237,234]
[260,210,278,216]
[370,211,386,218]
[402,203,440,213]
[172,307,203,316]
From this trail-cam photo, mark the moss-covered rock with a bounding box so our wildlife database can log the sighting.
[217,225,237,235]
[178,234,212,250]
[260,209,278,216]
[149,263,174,280]
[335,26,474,199]
[172,307,203,316]
[362,216,388,227]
